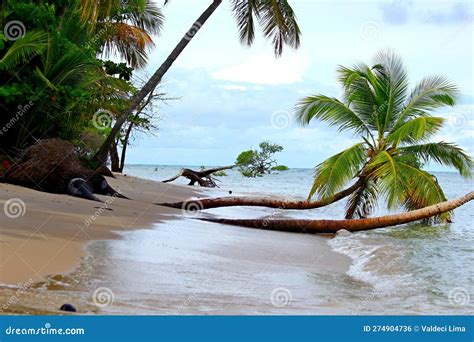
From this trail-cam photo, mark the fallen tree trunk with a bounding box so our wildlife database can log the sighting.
[199,191,474,234]
[162,165,234,188]
[157,178,363,209]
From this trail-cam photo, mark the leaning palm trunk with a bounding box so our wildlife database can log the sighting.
[158,178,363,210]
[94,0,223,164]
[199,191,474,234]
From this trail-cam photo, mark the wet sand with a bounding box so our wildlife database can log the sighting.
[0,174,199,284]
[0,175,351,314]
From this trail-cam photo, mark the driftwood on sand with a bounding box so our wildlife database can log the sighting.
[162,165,235,188]
[198,191,474,234]
[2,139,127,202]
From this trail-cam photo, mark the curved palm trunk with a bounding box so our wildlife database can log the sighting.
[94,0,223,164]
[199,191,473,234]
[157,179,363,210]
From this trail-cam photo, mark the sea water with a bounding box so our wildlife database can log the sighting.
[120,165,474,314]
[1,166,471,315]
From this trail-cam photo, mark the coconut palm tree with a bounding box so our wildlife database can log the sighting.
[93,0,301,163]
[294,50,472,222]
[159,50,473,229]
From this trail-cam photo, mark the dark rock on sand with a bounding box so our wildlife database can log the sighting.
[60,303,77,312]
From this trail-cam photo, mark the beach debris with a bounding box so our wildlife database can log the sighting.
[3,139,128,202]
[162,165,234,188]
[59,303,77,312]
[336,229,351,237]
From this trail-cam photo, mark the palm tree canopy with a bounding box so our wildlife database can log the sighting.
[82,0,301,57]
[231,0,301,56]
[80,0,164,68]
[296,50,472,222]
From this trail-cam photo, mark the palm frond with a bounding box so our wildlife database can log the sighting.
[309,143,367,200]
[256,0,301,56]
[80,0,121,26]
[386,116,444,146]
[399,163,449,222]
[400,142,473,178]
[123,0,164,35]
[345,179,379,219]
[231,0,258,47]
[100,22,154,68]
[368,151,450,220]
[394,75,458,128]
[337,64,382,134]
[295,95,371,135]
[0,31,48,70]
[367,151,407,208]
[33,67,57,90]
[371,49,409,133]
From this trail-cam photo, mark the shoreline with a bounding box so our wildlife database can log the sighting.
[0,174,354,314]
[0,174,200,285]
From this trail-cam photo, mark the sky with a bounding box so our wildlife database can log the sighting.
[124,0,473,169]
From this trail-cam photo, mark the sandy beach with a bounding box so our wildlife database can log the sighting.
[0,174,352,314]
[0,174,200,284]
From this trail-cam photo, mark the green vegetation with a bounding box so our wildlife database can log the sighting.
[1,0,302,173]
[93,0,302,163]
[271,165,289,171]
[236,141,284,177]
[296,50,472,221]
[0,0,163,166]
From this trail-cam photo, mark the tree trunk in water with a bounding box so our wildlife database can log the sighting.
[199,191,474,234]
[94,0,223,164]
[162,165,235,188]
[157,178,363,209]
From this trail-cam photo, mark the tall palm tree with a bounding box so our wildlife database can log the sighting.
[93,0,302,163]
[159,51,473,229]
[295,50,472,222]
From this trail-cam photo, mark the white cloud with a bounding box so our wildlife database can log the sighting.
[211,53,308,85]
[218,84,248,91]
